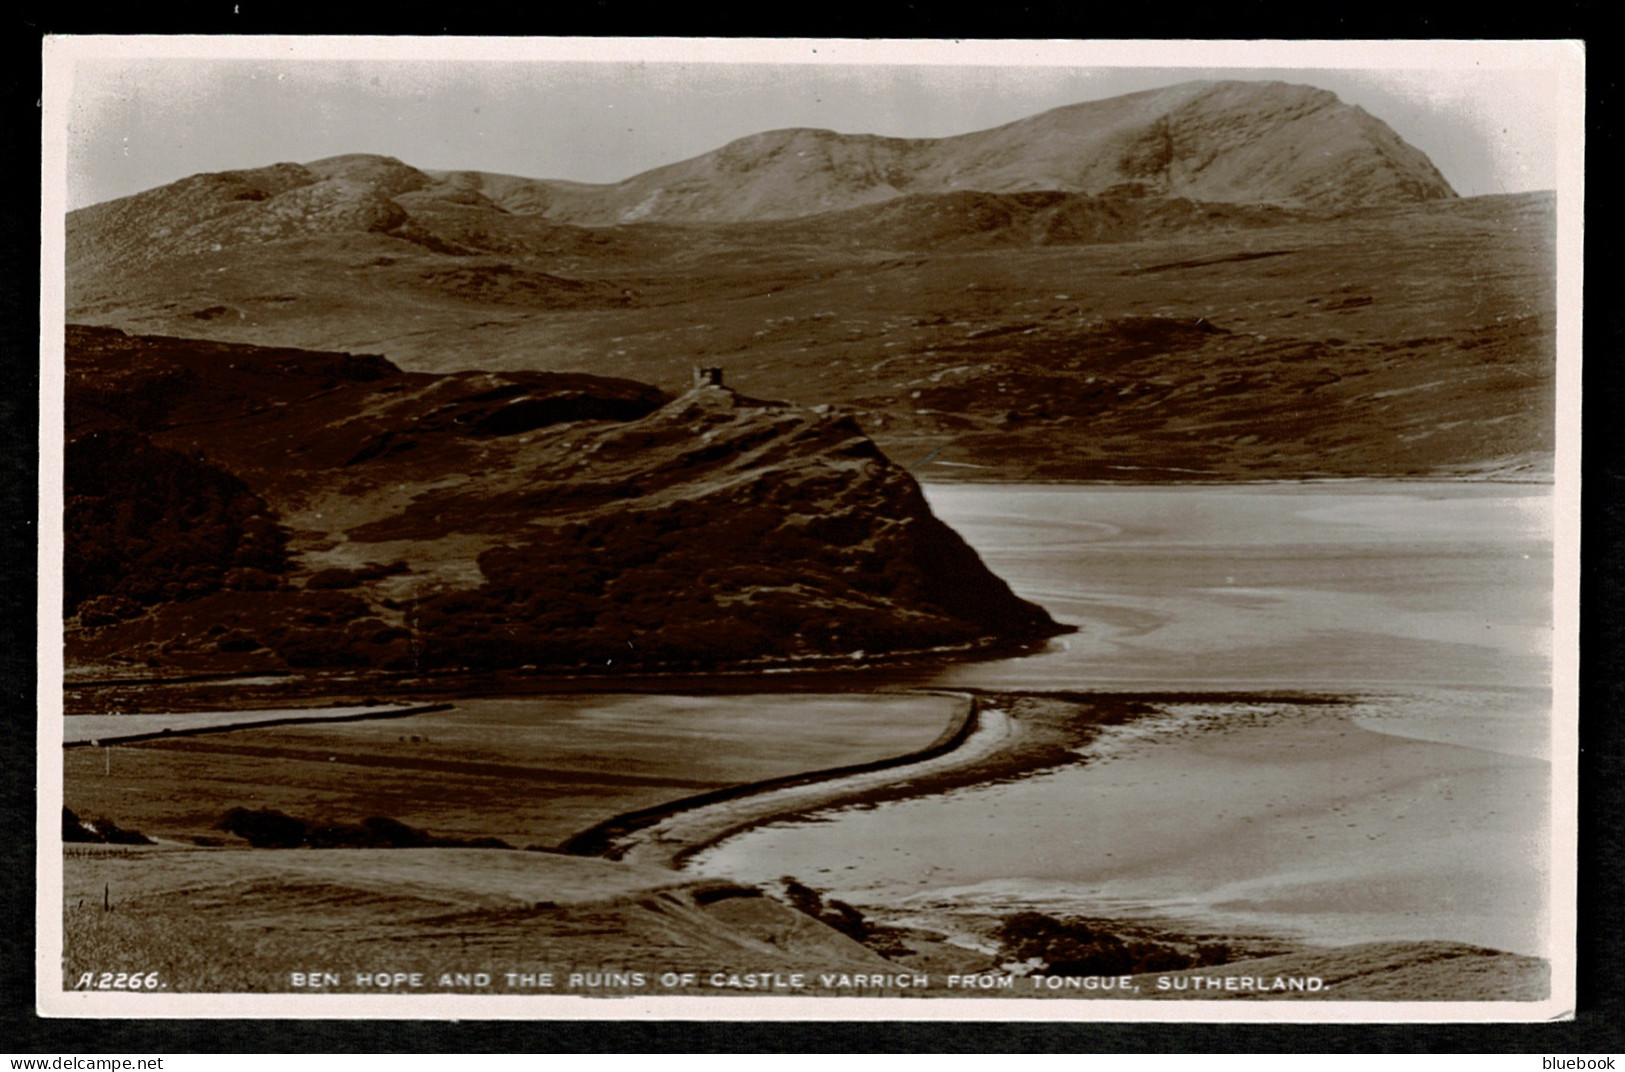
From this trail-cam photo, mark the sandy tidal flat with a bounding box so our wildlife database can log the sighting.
[690,701,1550,957]
[691,482,1554,960]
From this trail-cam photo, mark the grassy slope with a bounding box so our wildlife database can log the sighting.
[63,847,897,991]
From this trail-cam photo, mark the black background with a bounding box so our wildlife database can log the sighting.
[3,5,1619,1054]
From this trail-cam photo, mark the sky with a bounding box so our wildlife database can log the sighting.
[52,39,1578,210]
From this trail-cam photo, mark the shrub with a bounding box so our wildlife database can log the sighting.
[76,595,143,628]
[994,911,1220,976]
[215,629,262,652]
[62,806,99,843]
[305,568,361,590]
[780,878,871,943]
[62,807,154,845]
[217,807,307,848]
[217,807,512,850]
[222,566,279,590]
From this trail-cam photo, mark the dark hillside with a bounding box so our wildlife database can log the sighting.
[64,326,1061,677]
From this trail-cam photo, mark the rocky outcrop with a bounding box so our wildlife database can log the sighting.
[64,326,1062,675]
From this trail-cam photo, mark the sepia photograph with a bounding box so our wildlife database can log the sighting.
[36,36,1583,1021]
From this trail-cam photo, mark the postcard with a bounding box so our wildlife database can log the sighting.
[37,36,1583,1021]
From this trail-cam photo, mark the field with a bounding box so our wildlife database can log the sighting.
[62,693,965,849]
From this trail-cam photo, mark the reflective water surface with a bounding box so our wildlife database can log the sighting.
[691,482,1556,956]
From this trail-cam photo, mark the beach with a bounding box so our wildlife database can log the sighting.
[689,696,1550,957]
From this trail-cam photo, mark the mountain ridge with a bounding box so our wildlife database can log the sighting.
[72,79,1457,235]
[434,79,1457,223]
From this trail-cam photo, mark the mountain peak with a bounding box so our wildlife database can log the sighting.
[304,154,433,197]
[68,79,1458,268]
[518,79,1454,224]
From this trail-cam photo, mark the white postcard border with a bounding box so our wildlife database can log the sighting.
[36,35,1586,1023]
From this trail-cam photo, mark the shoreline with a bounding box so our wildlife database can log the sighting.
[559,689,1348,870]
[557,690,982,860]
[59,630,1073,702]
